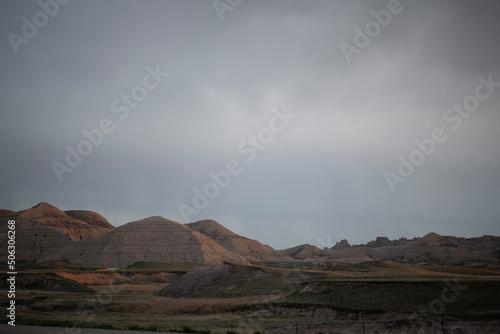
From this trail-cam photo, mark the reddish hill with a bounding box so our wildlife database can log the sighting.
[0,202,114,262]
[187,219,293,264]
[16,202,115,240]
[1,202,498,268]
[48,216,250,268]
[64,210,114,229]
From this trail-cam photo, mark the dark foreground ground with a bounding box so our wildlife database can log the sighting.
[1,261,500,333]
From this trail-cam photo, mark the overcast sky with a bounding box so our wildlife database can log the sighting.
[1,0,499,249]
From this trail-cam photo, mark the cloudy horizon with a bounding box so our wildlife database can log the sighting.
[1,0,499,250]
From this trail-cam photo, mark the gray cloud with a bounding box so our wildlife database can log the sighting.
[1,0,499,249]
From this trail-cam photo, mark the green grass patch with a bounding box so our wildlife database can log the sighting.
[15,260,100,273]
[280,280,500,318]
[330,261,399,272]
[123,261,208,273]
[128,325,161,331]
[14,318,75,327]
[419,264,500,276]
[193,266,329,298]
[169,326,211,334]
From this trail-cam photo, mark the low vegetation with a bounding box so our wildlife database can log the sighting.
[122,261,209,273]
[1,260,499,333]
[281,280,500,319]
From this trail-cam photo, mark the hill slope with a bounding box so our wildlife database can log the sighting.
[187,220,292,264]
[0,202,114,262]
[1,203,498,268]
[280,232,500,266]
[47,216,250,268]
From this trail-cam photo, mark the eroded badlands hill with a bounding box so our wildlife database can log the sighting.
[46,216,250,268]
[187,219,293,264]
[0,204,249,268]
[280,232,500,266]
[1,202,498,268]
[64,210,114,229]
[0,202,114,262]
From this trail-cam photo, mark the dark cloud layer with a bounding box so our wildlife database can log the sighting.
[1,0,499,249]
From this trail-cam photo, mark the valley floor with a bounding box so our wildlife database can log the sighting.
[1,261,500,334]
